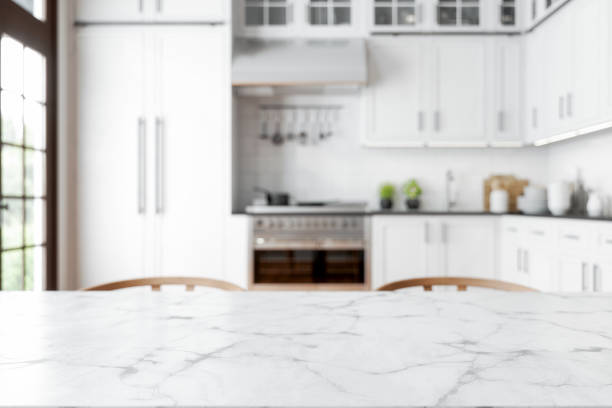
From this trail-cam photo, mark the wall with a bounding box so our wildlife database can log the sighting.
[547,129,612,216]
[235,95,550,211]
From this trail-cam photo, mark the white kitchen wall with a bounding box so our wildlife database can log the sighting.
[235,95,550,211]
[547,129,612,215]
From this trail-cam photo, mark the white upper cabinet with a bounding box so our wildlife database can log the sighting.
[490,37,521,145]
[434,0,483,31]
[235,0,361,37]
[75,0,227,23]
[524,27,543,144]
[606,0,612,119]
[370,0,427,32]
[429,37,487,145]
[76,0,149,22]
[364,38,429,147]
[153,0,228,22]
[568,0,602,129]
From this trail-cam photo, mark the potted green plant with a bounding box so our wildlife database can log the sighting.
[403,179,422,210]
[379,183,396,210]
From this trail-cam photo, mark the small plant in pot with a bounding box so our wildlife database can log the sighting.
[403,179,422,210]
[379,183,396,210]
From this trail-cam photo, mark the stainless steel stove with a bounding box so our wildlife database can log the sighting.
[248,202,370,290]
[245,201,368,215]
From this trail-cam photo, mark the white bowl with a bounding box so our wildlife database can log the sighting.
[523,186,547,201]
[549,203,570,216]
[520,200,548,215]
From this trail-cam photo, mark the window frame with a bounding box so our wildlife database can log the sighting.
[0,0,57,290]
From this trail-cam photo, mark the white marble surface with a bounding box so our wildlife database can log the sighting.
[1,291,612,407]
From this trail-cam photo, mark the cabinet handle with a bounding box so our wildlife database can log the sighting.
[138,118,146,215]
[523,250,529,274]
[417,3,424,24]
[507,227,517,233]
[558,96,565,119]
[532,107,538,129]
[155,117,164,214]
[593,265,602,292]
[424,222,430,244]
[498,111,504,132]
[517,248,522,272]
[441,223,448,245]
[531,230,545,236]
[566,93,572,117]
[418,111,425,131]
[564,234,580,241]
[156,0,162,13]
[434,111,440,132]
[138,0,144,13]
[606,239,612,245]
[582,262,589,291]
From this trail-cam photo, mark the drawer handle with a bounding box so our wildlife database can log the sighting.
[507,227,517,233]
[531,230,545,236]
[605,239,612,245]
[564,234,580,241]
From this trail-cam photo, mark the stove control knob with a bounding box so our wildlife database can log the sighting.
[342,220,349,229]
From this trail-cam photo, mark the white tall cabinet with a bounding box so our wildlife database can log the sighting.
[76,25,230,288]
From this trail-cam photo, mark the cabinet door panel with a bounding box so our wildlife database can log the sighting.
[570,0,602,128]
[491,38,521,145]
[441,219,496,279]
[596,260,612,292]
[542,11,571,134]
[371,218,429,289]
[154,0,227,22]
[431,38,487,144]
[155,27,228,280]
[525,29,544,143]
[76,29,149,288]
[558,256,589,292]
[364,39,429,146]
[75,0,147,22]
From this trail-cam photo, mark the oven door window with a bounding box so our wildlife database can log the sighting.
[254,250,364,284]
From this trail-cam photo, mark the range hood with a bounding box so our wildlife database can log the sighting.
[232,38,367,88]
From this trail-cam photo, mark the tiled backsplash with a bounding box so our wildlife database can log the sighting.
[234,95,610,214]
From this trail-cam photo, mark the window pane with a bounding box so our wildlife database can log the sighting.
[375,7,392,25]
[398,7,416,25]
[269,7,287,25]
[24,47,46,103]
[1,91,24,144]
[25,199,46,246]
[438,6,457,25]
[310,7,328,25]
[333,7,351,25]
[1,36,23,94]
[24,100,46,149]
[2,199,24,249]
[24,246,45,291]
[1,249,23,290]
[2,145,24,196]
[461,6,479,25]
[25,150,45,197]
[245,5,264,26]
[9,0,46,21]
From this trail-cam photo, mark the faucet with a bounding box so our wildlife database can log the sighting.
[446,170,457,212]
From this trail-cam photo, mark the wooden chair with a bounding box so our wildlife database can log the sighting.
[377,277,537,292]
[82,277,245,292]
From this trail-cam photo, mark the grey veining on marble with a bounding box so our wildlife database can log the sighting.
[1,292,612,407]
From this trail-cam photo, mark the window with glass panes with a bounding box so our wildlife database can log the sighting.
[0,0,55,291]
[374,0,418,26]
[437,0,480,26]
[244,0,290,26]
[308,0,351,26]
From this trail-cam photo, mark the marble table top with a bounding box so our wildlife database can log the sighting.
[1,291,612,407]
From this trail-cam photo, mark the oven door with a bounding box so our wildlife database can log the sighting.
[253,249,365,284]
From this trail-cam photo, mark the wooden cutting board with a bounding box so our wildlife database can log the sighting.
[484,175,529,213]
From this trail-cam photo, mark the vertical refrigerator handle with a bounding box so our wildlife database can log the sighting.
[155,117,164,215]
[138,118,146,214]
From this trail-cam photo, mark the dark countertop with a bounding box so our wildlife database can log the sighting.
[234,210,612,222]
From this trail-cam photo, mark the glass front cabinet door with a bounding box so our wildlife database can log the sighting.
[237,0,293,36]
[371,0,425,32]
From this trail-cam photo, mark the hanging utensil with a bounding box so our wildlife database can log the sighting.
[299,109,309,145]
[271,110,284,146]
[286,108,296,141]
[259,109,269,140]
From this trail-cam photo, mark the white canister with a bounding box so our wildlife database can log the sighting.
[587,192,604,218]
[490,189,509,214]
[548,181,572,216]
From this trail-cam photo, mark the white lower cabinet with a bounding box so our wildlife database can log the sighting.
[371,216,497,289]
[76,26,230,288]
[371,217,431,289]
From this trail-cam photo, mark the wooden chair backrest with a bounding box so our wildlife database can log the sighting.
[377,277,537,292]
[82,277,245,292]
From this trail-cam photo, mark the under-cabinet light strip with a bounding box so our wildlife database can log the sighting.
[532,120,612,147]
